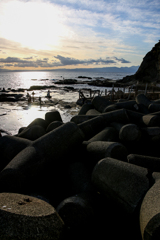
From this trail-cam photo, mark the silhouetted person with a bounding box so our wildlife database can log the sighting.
[28,94,31,105]
[32,91,35,102]
[39,96,42,106]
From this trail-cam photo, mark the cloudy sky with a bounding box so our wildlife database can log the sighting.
[0,0,159,70]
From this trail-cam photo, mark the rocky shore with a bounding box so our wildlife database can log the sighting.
[0,41,160,239]
[1,93,160,239]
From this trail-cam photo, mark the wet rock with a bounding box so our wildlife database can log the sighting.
[55,79,77,84]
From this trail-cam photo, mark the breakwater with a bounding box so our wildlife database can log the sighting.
[0,94,160,239]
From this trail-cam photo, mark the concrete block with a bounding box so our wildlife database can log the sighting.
[46,121,63,133]
[92,157,150,214]
[140,174,160,240]
[142,114,160,127]
[17,125,46,140]
[136,94,152,107]
[111,122,141,141]
[0,122,85,193]
[84,127,118,145]
[87,141,128,161]
[0,192,64,240]
[45,110,62,124]
[92,96,112,113]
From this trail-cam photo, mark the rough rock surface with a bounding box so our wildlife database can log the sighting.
[118,41,160,84]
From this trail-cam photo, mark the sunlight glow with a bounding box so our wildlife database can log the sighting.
[0,1,70,50]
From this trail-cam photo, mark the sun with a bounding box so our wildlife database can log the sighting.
[0,1,69,50]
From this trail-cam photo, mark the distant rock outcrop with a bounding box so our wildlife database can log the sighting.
[118,41,160,85]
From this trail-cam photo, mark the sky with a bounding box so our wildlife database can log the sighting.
[0,0,159,71]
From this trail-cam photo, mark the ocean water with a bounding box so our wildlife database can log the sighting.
[0,70,133,90]
[0,70,134,135]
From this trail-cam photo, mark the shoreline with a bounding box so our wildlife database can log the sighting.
[0,87,81,135]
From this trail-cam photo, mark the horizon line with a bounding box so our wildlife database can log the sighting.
[0,65,139,73]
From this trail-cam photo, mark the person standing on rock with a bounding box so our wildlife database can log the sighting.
[28,94,31,105]
[47,90,51,98]
[32,91,35,102]
[39,96,42,107]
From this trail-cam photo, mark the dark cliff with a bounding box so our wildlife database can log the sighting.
[118,41,160,85]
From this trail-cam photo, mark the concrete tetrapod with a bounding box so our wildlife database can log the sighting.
[71,108,129,125]
[87,141,128,162]
[27,118,48,130]
[0,136,30,172]
[78,103,94,115]
[126,110,144,125]
[92,158,150,214]
[56,193,95,239]
[86,109,101,115]
[127,154,160,172]
[0,192,64,240]
[83,127,118,145]
[148,103,160,113]
[111,122,141,141]
[136,94,152,108]
[0,122,85,193]
[92,96,112,113]
[46,121,63,133]
[17,125,46,140]
[78,116,105,139]
[140,173,160,240]
[103,100,137,113]
[45,110,63,124]
[142,114,160,127]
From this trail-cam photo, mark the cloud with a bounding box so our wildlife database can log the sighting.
[113,57,130,64]
[0,55,130,69]
[53,55,130,67]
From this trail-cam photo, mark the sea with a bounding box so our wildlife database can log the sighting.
[0,70,133,90]
[0,70,134,135]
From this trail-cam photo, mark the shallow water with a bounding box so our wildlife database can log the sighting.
[0,70,134,135]
[0,100,80,135]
